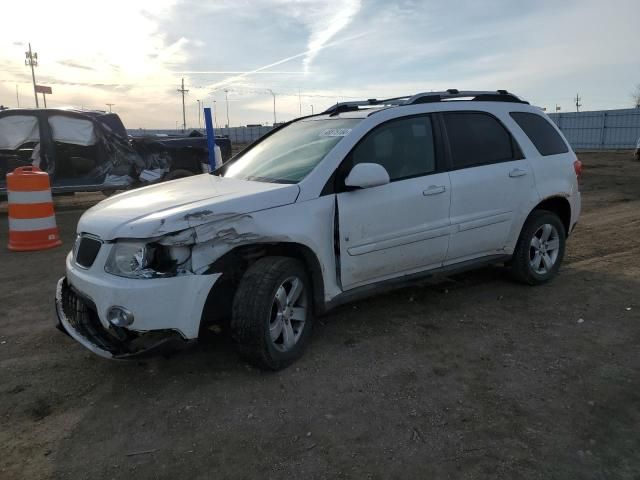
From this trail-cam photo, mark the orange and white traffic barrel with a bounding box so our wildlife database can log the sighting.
[6,166,62,251]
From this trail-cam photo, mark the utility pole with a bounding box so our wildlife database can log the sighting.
[177,78,189,132]
[24,43,39,108]
[268,89,276,125]
[310,104,314,115]
[15,85,20,107]
[224,89,230,127]
[106,103,115,113]
[197,99,202,129]
[574,93,581,113]
[213,100,218,128]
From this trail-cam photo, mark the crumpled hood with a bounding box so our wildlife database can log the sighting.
[77,174,300,240]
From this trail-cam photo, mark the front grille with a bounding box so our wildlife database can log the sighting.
[59,279,126,354]
[76,236,101,268]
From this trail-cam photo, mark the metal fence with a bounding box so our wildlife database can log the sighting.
[128,126,273,144]
[130,108,640,150]
[548,108,640,150]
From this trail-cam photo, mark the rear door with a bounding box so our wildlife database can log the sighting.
[509,111,577,204]
[442,111,537,263]
[336,114,451,289]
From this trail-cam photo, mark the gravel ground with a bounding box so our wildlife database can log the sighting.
[0,151,639,480]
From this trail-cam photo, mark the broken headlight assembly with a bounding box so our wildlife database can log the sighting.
[104,240,189,279]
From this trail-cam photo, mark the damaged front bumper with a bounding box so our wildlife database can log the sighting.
[55,277,192,359]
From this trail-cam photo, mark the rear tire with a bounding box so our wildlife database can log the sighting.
[510,210,566,285]
[231,257,314,370]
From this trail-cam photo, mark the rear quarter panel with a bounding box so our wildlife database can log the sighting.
[499,106,581,235]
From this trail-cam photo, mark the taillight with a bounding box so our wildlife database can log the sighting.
[573,159,583,179]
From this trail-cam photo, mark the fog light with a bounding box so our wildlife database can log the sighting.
[107,306,134,327]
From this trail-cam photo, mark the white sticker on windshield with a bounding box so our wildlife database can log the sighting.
[319,128,352,137]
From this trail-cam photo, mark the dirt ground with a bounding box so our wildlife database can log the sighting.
[1,151,639,480]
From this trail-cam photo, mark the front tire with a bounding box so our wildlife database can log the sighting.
[231,257,313,370]
[510,210,566,285]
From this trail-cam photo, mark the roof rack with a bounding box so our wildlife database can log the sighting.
[322,89,528,114]
[322,97,410,115]
[406,89,529,105]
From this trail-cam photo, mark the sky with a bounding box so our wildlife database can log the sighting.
[1,0,639,129]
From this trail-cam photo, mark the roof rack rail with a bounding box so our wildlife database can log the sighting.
[322,90,528,115]
[406,90,529,105]
[322,97,410,115]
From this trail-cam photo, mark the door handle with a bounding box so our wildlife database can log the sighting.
[509,168,528,178]
[423,185,446,196]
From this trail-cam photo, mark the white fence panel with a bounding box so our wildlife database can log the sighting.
[549,109,640,149]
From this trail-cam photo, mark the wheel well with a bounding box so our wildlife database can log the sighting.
[532,196,571,236]
[200,243,325,329]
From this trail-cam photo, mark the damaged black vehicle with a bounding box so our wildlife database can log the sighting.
[0,108,231,194]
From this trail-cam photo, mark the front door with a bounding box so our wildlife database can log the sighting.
[336,115,451,290]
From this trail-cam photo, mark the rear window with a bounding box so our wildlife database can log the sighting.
[443,112,517,169]
[510,112,569,156]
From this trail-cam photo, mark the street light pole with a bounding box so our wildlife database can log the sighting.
[25,43,39,108]
[268,89,276,125]
[310,104,314,115]
[106,103,115,113]
[213,100,218,128]
[197,99,202,129]
[224,89,230,127]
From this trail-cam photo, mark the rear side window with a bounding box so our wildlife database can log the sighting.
[510,112,568,156]
[443,112,517,169]
[351,115,436,181]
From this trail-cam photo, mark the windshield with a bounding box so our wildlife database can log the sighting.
[222,118,360,183]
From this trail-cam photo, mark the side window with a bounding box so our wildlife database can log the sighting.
[48,115,97,146]
[510,112,569,156]
[443,112,517,169]
[350,115,436,181]
[0,115,40,150]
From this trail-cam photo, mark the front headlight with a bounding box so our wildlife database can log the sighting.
[105,240,191,279]
[105,241,156,278]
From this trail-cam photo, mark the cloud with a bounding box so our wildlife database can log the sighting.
[301,0,362,73]
[203,32,365,91]
[57,60,95,71]
[1,0,639,126]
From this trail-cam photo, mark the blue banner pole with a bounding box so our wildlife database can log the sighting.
[204,107,216,170]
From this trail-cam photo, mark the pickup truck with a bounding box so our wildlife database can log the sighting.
[0,108,231,194]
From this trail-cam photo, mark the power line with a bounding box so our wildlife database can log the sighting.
[177,78,189,132]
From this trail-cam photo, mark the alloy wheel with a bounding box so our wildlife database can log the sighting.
[269,276,307,352]
[529,223,560,275]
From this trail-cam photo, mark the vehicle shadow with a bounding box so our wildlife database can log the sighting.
[12,261,638,479]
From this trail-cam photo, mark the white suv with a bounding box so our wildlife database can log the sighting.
[56,90,582,369]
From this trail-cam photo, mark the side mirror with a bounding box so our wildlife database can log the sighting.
[344,163,390,189]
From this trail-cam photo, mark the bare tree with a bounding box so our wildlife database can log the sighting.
[633,83,640,108]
